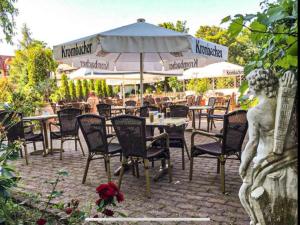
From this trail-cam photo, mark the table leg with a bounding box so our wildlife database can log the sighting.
[192,109,195,129]
[29,120,48,156]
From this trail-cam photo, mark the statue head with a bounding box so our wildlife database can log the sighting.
[246,69,278,98]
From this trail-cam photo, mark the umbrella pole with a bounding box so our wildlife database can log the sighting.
[122,77,125,106]
[140,53,144,106]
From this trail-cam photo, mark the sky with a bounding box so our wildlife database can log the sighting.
[0,0,262,55]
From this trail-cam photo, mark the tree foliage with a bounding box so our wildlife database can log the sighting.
[82,79,89,100]
[0,0,18,44]
[60,74,70,100]
[75,80,83,100]
[186,79,211,94]
[158,20,189,33]
[168,77,183,92]
[94,80,102,97]
[222,0,298,75]
[68,80,75,100]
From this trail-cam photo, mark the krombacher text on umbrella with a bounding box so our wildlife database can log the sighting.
[169,59,198,70]
[61,41,92,58]
[196,40,223,58]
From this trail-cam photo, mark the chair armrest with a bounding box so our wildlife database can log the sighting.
[106,133,116,138]
[148,132,169,149]
[191,130,223,148]
[49,122,60,132]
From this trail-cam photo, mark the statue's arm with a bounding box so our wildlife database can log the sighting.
[239,110,259,178]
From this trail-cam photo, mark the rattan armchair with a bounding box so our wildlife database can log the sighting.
[77,114,122,183]
[164,105,190,170]
[198,97,216,131]
[4,111,45,165]
[189,110,248,193]
[111,115,172,198]
[49,108,84,160]
[208,99,231,131]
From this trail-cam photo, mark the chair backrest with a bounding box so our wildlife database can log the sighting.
[162,96,170,102]
[169,105,189,118]
[194,95,202,106]
[77,114,108,153]
[224,98,231,114]
[222,110,248,154]
[207,97,216,107]
[4,112,24,142]
[96,103,112,119]
[57,108,82,135]
[186,95,195,106]
[125,100,136,106]
[139,106,160,117]
[111,115,147,158]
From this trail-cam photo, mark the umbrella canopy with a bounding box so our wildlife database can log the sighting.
[53,19,228,104]
[179,62,243,80]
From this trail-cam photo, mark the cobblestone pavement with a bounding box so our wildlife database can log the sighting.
[12,119,250,225]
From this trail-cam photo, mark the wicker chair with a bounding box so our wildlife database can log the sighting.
[198,97,216,131]
[96,103,112,120]
[77,114,122,183]
[164,105,190,170]
[208,99,231,131]
[190,110,248,193]
[4,111,45,165]
[49,108,84,160]
[111,115,172,198]
[125,100,136,115]
[186,95,195,106]
[194,95,202,106]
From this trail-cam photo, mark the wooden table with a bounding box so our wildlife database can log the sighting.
[23,114,58,155]
[189,106,213,130]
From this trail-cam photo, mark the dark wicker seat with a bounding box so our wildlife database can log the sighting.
[164,105,190,170]
[198,97,216,131]
[77,114,122,183]
[4,111,45,165]
[190,110,248,193]
[96,103,112,120]
[111,115,172,198]
[208,99,231,131]
[125,100,136,115]
[49,108,84,160]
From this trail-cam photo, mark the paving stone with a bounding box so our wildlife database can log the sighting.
[11,119,250,223]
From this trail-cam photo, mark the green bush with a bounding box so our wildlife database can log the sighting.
[75,80,83,100]
[186,78,211,94]
[82,79,89,100]
[216,77,235,89]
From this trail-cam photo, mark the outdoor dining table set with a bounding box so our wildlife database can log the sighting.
[1,100,248,196]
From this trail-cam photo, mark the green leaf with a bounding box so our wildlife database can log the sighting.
[244,14,256,21]
[249,20,267,32]
[275,55,298,68]
[116,211,128,217]
[57,170,68,176]
[238,81,249,96]
[268,6,286,23]
[228,17,244,38]
[221,16,231,24]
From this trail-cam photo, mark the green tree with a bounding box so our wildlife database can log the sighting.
[159,20,189,33]
[216,77,235,89]
[82,79,89,99]
[0,0,18,43]
[168,77,183,92]
[195,25,258,66]
[60,73,70,100]
[107,85,113,97]
[102,80,108,97]
[186,78,211,94]
[94,80,102,97]
[75,80,83,100]
[68,80,76,100]
[88,79,95,91]
[223,0,298,107]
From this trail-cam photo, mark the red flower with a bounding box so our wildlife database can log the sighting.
[65,207,73,215]
[96,183,116,200]
[108,182,119,192]
[116,192,124,202]
[36,218,47,225]
[102,209,114,217]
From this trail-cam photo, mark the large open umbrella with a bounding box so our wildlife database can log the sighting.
[53,19,228,104]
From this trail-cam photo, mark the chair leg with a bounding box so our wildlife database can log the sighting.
[50,137,53,155]
[167,158,172,183]
[82,155,91,184]
[151,161,154,168]
[60,138,63,160]
[217,158,220,174]
[75,137,78,151]
[183,140,190,160]
[78,137,85,156]
[105,155,111,182]
[181,146,185,170]
[104,158,107,172]
[131,157,136,176]
[144,159,151,198]
[135,159,140,178]
[207,117,210,132]
[189,156,194,181]
[23,143,29,165]
[41,140,46,157]
[33,142,37,151]
[118,157,128,190]
[220,155,226,193]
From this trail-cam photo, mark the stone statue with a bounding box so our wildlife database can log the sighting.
[239,69,298,225]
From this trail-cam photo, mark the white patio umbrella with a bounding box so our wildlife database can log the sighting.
[53,18,228,104]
